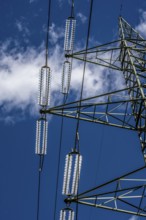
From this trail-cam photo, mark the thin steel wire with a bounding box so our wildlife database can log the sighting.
[89,126,105,220]
[45,0,52,66]
[71,0,75,18]
[53,95,67,220]
[74,0,94,150]
[37,155,45,220]
[75,0,94,219]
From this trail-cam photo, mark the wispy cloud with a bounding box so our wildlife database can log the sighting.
[135,10,146,38]
[15,21,23,32]
[44,23,64,44]
[128,216,138,220]
[15,20,30,35]
[15,18,30,44]
[77,12,87,24]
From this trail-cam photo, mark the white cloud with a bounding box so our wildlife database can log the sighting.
[0,41,125,120]
[49,23,64,44]
[0,41,65,124]
[15,18,30,42]
[0,28,125,122]
[15,20,30,35]
[0,116,15,125]
[42,23,64,45]
[0,43,41,112]
[77,12,87,24]
[128,216,138,220]
[135,10,146,38]
[15,21,23,32]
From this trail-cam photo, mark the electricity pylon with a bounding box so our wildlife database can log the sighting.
[42,17,146,217]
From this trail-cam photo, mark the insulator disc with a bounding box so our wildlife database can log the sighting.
[61,61,71,94]
[64,18,76,52]
[62,150,82,195]
[38,66,51,107]
[35,118,48,155]
[60,208,74,220]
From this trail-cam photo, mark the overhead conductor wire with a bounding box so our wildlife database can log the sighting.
[53,95,67,220]
[74,0,94,219]
[119,2,123,17]
[36,0,52,219]
[37,154,44,220]
[74,0,94,143]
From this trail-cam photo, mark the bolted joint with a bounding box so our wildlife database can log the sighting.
[64,197,77,205]
[65,54,72,58]
[39,108,50,115]
[40,109,45,114]
[64,197,72,205]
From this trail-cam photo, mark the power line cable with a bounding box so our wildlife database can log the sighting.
[53,95,66,220]
[136,0,140,26]
[74,0,94,219]
[45,0,52,66]
[74,0,94,148]
[119,0,124,17]
[71,0,75,18]
[89,126,105,220]
[37,155,45,220]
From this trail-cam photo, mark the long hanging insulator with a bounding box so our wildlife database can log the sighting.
[62,154,73,195]
[61,61,71,94]
[38,66,51,107]
[64,17,76,52]
[60,208,74,220]
[35,118,48,155]
[71,153,82,195]
[62,150,82,195]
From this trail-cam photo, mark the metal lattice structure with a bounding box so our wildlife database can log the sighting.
[65,165,146,217]
[40,17,146,217]
[42,17,146,162]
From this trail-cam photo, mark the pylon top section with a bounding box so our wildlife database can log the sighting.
[119,17,144,41]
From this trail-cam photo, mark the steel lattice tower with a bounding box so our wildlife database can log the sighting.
[41,17,146,217]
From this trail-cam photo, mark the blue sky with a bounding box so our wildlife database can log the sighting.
[1,0,146,220]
